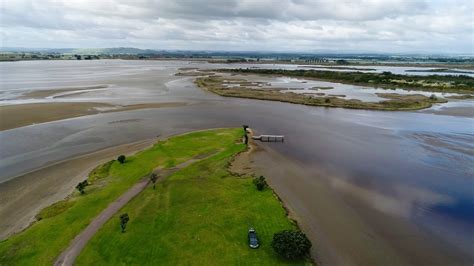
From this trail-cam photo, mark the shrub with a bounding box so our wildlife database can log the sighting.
[253,175,267,191]
[120,213,130,233]
[150,173,158,189]
[430,94,438,100]
[75,180,89,195]
[272,230,312,260]
[117,155,126,164]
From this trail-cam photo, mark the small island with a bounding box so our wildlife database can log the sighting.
[196,75,449,111]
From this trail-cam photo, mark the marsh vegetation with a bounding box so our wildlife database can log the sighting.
[196,76,448,111]
[218,68,474,94]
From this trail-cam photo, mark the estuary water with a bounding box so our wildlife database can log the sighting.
[0,60,473,265]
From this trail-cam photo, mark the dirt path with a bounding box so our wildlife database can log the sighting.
[54,156,214,266]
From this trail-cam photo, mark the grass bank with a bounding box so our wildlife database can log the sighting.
[76,133,306,265]
[196,76,447,111]
[0,128,307,265]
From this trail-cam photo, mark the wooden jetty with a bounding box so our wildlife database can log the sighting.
[251,135,285,142]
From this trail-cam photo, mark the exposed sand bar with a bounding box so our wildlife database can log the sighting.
[0,102,187,131]
[18,85,109,99]
[0,138,156,240]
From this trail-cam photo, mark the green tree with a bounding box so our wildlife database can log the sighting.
[272,230,312,260]
[253,175,267,191]
[120,213,130,233]
[117,155,126,164]
[149,173,158,189]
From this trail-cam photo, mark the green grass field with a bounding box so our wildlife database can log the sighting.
[0,128,308,265]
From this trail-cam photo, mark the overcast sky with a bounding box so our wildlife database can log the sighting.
[1,0,473,53]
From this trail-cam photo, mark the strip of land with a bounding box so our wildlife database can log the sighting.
[405,68,474,74]
[0,102,187,131]
[196,75,447,111]
[18,85,109,99]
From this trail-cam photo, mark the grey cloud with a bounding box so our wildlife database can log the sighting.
[1,0,472,53]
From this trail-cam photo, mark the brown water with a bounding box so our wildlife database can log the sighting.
[0,60,473,265]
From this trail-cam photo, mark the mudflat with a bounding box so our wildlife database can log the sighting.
[0,102,187,131]
[18,85,109,99]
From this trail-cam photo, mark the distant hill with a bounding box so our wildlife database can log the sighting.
[1,47,472,62]
[0,47,161,55]
[68,47,160,55]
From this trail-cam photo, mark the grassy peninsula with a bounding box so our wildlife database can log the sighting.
[218,68,474,94]
[0,128,307,265]
[196,76,447,111]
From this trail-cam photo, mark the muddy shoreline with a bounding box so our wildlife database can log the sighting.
[0,139,156,240]
[0,102,187,131]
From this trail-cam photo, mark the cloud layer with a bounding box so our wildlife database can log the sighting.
[1,0,473,53]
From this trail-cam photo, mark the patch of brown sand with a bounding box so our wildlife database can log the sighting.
[0,139,156,240]
[0,102,187,131]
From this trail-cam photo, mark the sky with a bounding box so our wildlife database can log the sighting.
[1,0,473,54]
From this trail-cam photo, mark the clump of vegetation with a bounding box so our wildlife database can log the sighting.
[119,213,130,233]
[253,175,268,191]
[117,155,126,164]
[76,180,89,195]
[430,94,438,100]
[36,200,75,220]
[88,160,114,182]
[271,230,312,260]
[149,173,158,189]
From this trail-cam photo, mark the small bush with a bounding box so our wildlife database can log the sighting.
[253,175,267,191]
[76,180,89,195]
[120,213,130,233]
[117,155,126,164]
[430,94,438,100]
[272,230,312,260]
